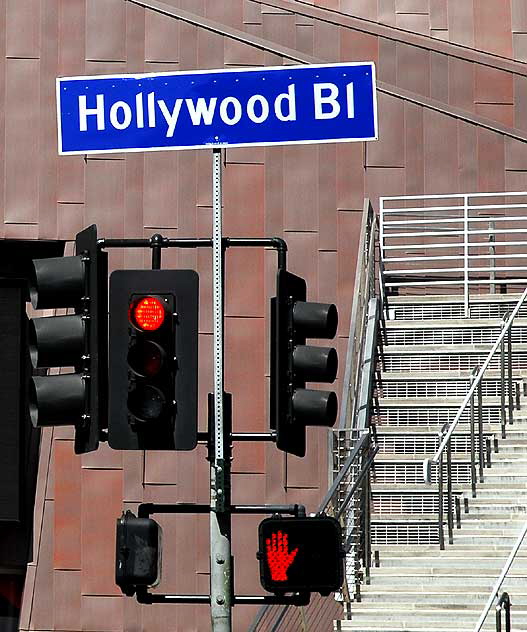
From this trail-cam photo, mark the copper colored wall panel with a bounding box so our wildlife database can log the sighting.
[54,570,81,631]
[80,469,123,596]
[81,596,123,632]
[447,1,474,48]
[6,0,40,59]
[404,102,425,194]
[367,92,405,167]
[85,0,126,62]
[424,108,459,193]
[54,441,81,570]
[31,500,54,631]
[474,0,512,59]
[4,58,40,224]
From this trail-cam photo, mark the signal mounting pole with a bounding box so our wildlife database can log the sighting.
[210,147,232,632]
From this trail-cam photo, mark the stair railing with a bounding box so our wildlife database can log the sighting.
[424,287,527,549]
[248,198,384,631]
[474,520,527,632]
[495,592,512,632]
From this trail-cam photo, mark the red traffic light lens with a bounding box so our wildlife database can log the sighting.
[131,297,166,331]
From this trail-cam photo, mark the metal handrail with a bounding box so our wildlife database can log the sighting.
[474,522,527,631]
[424,286,527,479]
[249,199,384,631]
[495,592,512,632]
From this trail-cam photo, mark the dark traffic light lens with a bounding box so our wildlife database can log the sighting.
[130,296,166,331]
[127,339,165,378]
[128,385,166,422]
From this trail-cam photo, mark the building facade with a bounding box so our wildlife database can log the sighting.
[0,0,526,630]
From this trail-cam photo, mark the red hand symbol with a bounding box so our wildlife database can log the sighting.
[265,530,299,581]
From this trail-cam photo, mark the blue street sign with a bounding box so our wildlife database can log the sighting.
[57,62,377,155]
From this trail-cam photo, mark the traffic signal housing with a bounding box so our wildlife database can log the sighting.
[258,515,344,595]
[27,225,107,454]
[108,270,198,450]
[271,269,338,457]
[115,510,162,597]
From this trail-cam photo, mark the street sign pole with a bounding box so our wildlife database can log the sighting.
[210,148,232,631]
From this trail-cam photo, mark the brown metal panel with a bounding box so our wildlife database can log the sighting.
[197,28,225,69]
[396,42,430,97]
[448,57,475,112]
[85,158,126,238]
[19,562,36,631]
[396,0,429,11]
[223,163,265,236]
[475,103,514,128]
[379,0,397,26]
[123,591,143,632]
[58,0,85,76]
[54,570,81,631]
[225,248,265,317]
[318,250,338,304]
[86,0,126,62]
[244,0,263,24]
[264,146,284,235]
[225,38,266,65]
[430,51,448,102]
[474,0,512,58]
[226,146,265,165]
[430,0,447,29]
[81,468,123,595]
[126,0,146,71]
[337,143,365,210]
[296,24,314,56]
[81,596,123,631]
[263,13,297,50]
[122,452,144,503]
[475,66,514,105]
[54,440,81,570]
[512,0,527,31]
[30,500,54,631]
[264,441,286,503]
[82,442,123,470]
[46,441,55,501]
[58,157,85,204]
[206,0,243,29]
[283,144,319,232]
[32,428,53,562]
[396,13,430,36]
[378,37,397,84]
[285,427,319,487]
[145,8,179,62]
[285,231,319,293]
[337,209,361,338]
[405,101,425,195]
[197,332,213,431]
[340,29,379,64]
[144,152,180,229]
[179,21,199,71]
[225,317,266,460]
[367,92,405,167]
[231,513,261,592]
[318,144,338,251]
[477,128,505,192]
[313,18,340,61]
[38,0,59,238]
[447,0,474,48]
[144,452,177,485]
[124,153,146,268]
[5,58,39,224]
[340,0,378,21]
[424,108,459,193]
[513,32,527,62]
[6,0,40,58]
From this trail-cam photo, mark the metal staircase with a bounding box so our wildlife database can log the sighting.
[338,192,527,632]
[338,293,527,631]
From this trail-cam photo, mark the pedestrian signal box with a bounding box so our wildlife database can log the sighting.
[257,515,344,596]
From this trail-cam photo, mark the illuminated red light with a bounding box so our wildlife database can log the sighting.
[265,530,299,581]
[131,297,166,331]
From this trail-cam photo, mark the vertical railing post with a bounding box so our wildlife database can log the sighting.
[477,373,484,483]
[507,322,514,426]
[447,434,454,545]
[500,319,507,439]
[438,444,445,550]
[469,373,477,498]
[463,194,470,317]
[489,220,496,294]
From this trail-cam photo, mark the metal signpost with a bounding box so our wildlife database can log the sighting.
[57,62,377,632]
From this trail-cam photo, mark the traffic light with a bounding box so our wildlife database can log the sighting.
[270,269,338,456]
[115,510,162,597]
[27,225,108,454]
[257,515,344,595]
[108,270,198,450]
